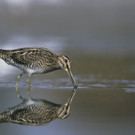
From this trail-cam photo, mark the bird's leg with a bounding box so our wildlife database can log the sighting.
[16,74,23,99]
[26,74,32,99]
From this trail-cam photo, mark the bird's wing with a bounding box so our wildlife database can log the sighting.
[10,47,56,65]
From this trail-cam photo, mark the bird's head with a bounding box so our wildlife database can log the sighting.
[58,55,71,72]
[58,55,77,88]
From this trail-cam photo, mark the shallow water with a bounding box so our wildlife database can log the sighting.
[0,88,135,135]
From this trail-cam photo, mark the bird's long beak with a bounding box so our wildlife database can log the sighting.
[67,68,78,89]
[66,88,76,105]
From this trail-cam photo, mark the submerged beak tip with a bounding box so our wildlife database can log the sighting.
[74,84,78,89]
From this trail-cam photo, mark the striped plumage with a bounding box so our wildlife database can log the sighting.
[0,48,60,74]
[0,47,77,98]
[0,89,76,126]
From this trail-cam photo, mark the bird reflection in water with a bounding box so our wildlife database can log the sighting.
[0,88,76,126]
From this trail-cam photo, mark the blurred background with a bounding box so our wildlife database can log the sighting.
[0,0,135,135]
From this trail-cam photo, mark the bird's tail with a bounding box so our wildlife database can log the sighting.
[0,49,9,59]
[0,49,4,58]
[0,49,5,59]
[0,114,7,123]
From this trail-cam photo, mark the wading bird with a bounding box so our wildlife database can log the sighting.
[0,47,77,97]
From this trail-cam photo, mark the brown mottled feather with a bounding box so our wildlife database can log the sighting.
[0,47,60,73]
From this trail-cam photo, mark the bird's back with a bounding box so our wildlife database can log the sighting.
[0,47,59,73]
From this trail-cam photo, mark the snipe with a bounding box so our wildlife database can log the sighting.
[0,47,77,97]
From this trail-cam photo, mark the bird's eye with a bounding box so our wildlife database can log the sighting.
[65,59,68,63]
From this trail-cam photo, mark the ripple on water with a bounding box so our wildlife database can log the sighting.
[123,88,135,93]
[0,75,135,92]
